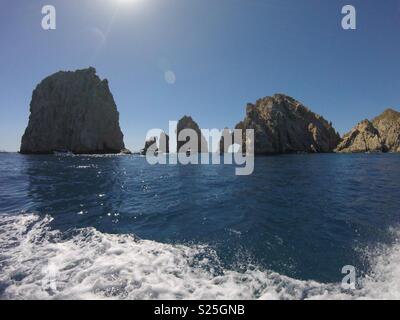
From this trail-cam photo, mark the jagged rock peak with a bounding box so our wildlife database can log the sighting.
[335,120,383,153]
[176,115,208,153]
[336,108,400,153]
[372,108,400,123]
[233,93,340,154]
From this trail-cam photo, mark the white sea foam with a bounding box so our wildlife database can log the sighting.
[0,213,399,300]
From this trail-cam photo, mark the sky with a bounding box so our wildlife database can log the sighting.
[1,0,400,152]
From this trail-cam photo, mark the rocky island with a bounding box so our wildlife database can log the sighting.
[176,116,208,153]
[20,67,129,154]
[336,108,400,153]
[139,116,208,154]
[228,94,340,155]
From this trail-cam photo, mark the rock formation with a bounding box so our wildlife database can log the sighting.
[160,132,170,154]
[334,120,383,153]
[219,128,232,154]
[20,67,128,154]
[336,108,400,153]
[371,109,400,152]
[141,137,157,155]
[226,94,340,155]
[141,133,169,155]
[176,116,208,153]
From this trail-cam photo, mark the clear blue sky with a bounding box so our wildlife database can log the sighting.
[1,0,400,151]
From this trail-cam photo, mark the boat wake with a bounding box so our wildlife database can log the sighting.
[0,213,399,300]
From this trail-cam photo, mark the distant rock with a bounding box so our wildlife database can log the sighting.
[160,132,170,154]
[228,94,340,154]
[141,137,157,155]
[141,133,169,155]
[334,120,383,153]
[219,128,232,154]
[336,108,400,153]
[120,149,132,155]
[176,116,208,153]
[20,67,128,154]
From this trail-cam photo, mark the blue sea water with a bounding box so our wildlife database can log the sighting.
[0,152,400,299]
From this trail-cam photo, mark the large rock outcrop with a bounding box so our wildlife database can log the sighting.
[20,67,127,154]
[227,94,340,155]
[176,116,208,153]
[336,109,400,153]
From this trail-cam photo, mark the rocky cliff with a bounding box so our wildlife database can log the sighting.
[336,109,400,153]
[20,67,127,154]
[176,116,208,153]
[228,94,340,155]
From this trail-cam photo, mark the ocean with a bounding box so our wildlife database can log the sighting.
[0,152,400,299]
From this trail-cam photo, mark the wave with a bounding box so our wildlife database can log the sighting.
[0,213,399,300]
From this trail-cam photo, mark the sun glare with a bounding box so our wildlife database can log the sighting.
[118,0,141,4]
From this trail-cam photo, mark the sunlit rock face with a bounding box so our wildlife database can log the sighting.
[335,120,383,153]
[176,116,208,153]
[336,109,400,153]
[232,94,340,155]
[371,109,400,152]
[20,67,127,154]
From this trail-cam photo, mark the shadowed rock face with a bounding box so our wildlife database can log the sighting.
[20,67,127,154]
[176,116,208,153]
[231,94,340,155]
[336,109,400,153]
